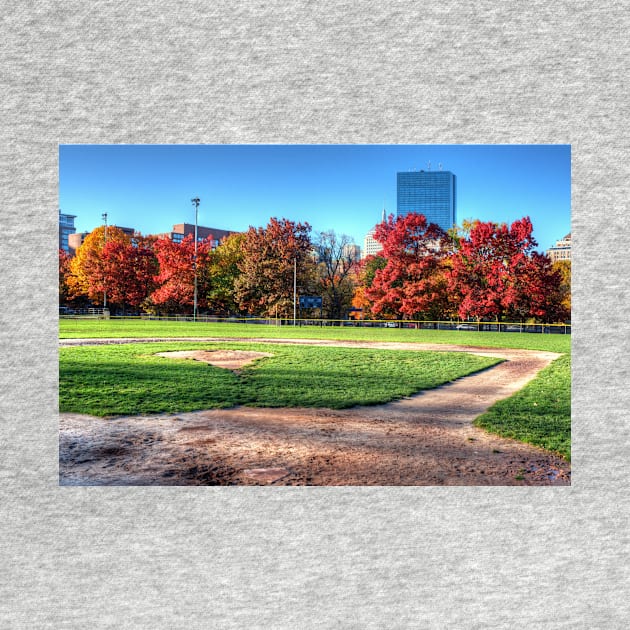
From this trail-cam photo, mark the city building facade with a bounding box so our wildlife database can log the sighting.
[547,233,571,262]
[341,243,361,262]
[169,223,236,249]
[362,207,387,259]
[67,225,135,256]
[396,170,456,232]
[362,228,382,258]
[59,212,76,253]
[67,231,89,255]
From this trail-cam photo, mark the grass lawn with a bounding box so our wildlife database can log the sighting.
[59,319,571,461]
[59,341,501,417]
[59,318,571,353]
[475,354,571,461]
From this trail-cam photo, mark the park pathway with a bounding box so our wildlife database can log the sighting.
[59,337,570,486]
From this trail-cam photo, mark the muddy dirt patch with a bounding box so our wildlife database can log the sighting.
[59,337,570,486]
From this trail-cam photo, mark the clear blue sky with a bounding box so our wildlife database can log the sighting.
[59,144,570,252]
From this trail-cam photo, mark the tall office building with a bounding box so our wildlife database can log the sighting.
[362,229,382,258]
[59,211,76,253]
[397,170,456,232]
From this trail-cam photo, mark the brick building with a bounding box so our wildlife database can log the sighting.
[67,226,135,256]
[168,223,237,248]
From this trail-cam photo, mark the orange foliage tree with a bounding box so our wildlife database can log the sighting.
[351,255,387,319]
[234,218,315,317]
[59,249,73,306]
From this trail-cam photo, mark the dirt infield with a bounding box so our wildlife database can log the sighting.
[154,349,274,371]
[59,337,570,486]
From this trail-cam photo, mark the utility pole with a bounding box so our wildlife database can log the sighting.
[102,212,108,310]
[293,256,297,326]
[191,197,200,322]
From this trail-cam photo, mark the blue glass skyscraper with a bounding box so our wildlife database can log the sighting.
[396,170,456,231]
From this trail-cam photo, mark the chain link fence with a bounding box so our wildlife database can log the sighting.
[59,312,571,334]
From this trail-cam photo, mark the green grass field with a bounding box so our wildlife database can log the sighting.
[59,341,501,416]
[59,318,571,461]
[59,318,571,353]
[474,354,571,460]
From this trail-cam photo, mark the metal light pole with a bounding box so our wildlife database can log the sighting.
[293,256,297,326]
[191,197,200,322]
[102,212,108,309]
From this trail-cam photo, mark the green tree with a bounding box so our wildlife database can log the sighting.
[206,232,246,316]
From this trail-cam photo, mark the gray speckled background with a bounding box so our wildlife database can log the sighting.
[1,2,628,628]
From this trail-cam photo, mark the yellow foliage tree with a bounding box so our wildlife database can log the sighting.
[552,259,571,317]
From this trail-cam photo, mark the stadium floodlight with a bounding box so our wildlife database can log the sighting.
[191,198,200,321]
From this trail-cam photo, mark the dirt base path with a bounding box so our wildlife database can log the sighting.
[59,337,570,486]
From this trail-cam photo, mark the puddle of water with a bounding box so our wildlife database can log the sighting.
[527,464,561,481]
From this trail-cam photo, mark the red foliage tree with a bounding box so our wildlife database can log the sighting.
[68,226,131,305]
[149,234,213,313]
[524,252,569,323]
[364,213,452,320]
[100,240,158,313]
[448,217,564,322]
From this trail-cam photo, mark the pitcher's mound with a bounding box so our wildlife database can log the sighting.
[155,349,273,371]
